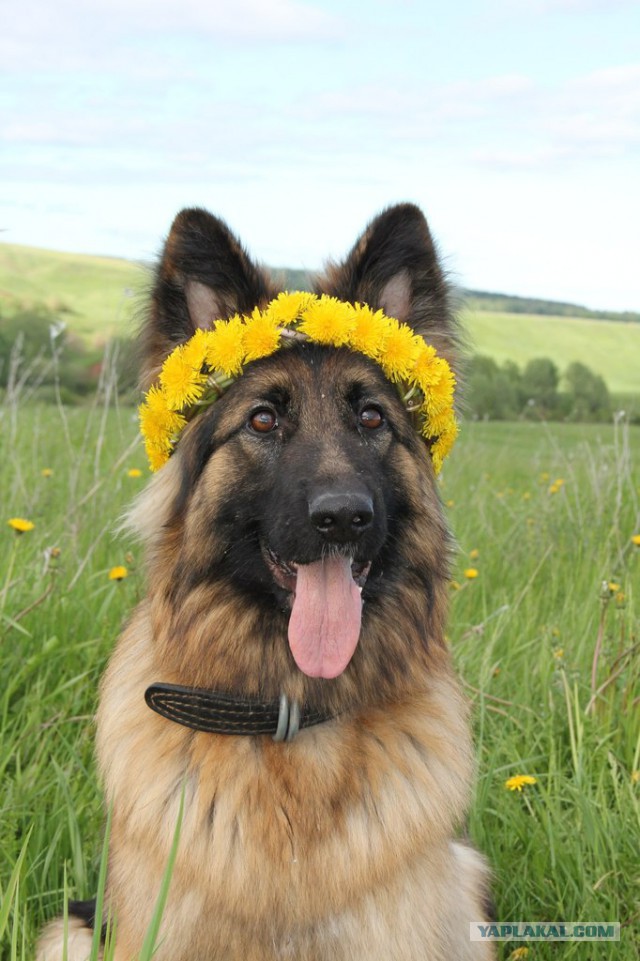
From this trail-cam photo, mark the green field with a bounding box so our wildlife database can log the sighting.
[0,243,145,344]
[463,309,640,394]
[2,242,639,396]
[1,390,639,959]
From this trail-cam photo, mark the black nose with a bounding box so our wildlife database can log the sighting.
[309,490,374,542]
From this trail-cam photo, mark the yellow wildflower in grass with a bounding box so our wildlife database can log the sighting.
[449,580,461,591]
[522,491,531,500]
[464,568,479,579]
[8,517,35,533]
[446,499,455,508]
[127,468,143,478]
[204,315,246,376]
[379,323,421,382]
[505,774,537,792]
[539,472,550,482]
[108,566,128,581]
[348,304,391,360]
[548,482,560,494]
[631,770,640,784]
[469,548,480,560]
[298,295,355,346]
[631,534,640,547]
[615,592,625,605]
[243,307,282,362]
[555,477,565,486]
[41,468,53,478]
[508,948,530,960]
[553,648,564,659]
[607,581,621,593]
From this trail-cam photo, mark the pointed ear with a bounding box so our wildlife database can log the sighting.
[141,208,277,387]
[316,204,459,369]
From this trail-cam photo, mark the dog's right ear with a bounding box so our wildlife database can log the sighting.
[141,208,276,388]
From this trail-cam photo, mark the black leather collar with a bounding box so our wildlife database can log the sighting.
[145,683,333,741]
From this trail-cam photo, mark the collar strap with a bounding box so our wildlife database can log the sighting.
[145,683,333,741]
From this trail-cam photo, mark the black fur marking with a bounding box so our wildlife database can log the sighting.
[68,899,107,941]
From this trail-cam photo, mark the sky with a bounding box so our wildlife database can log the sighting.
[1,0,639,311]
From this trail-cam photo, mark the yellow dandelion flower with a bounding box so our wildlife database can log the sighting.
[347,304,391,360]
[446,499,455,508]
[205,315,246,376]
[554,477,565,486]
[269,291,314,325]
[159,344,207,410]
[615,591,625,604]
[508,948,530,960]
[108,566,128,581]
[378,323,421,382]
[139,392,186,451]
[147,444,170,472]
[469,548,480,560]
[505,774,537,792]
[631,534,640,546]
[548,482,560,495]
[127,468,143,478]
[8,517,35,533]
[631,770,640,784]
[413,341,439,387]
[298,295,355,346]
[428,418,459,474]
[464,568,479,579]
[181,327,210,371]
[449,580,461,591]
[553,648,564,659]
[607,581,621,593]
[242,307,282,362]
[41,468,53,478]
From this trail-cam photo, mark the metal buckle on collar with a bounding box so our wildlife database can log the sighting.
[273,693,301,743]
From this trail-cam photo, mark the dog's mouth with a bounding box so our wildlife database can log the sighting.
[263,546,371,680]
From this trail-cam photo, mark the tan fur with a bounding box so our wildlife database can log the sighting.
[37,917,97,961]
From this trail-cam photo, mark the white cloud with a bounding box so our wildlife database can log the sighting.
[1,0,344,71]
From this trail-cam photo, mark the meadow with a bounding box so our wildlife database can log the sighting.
[1,389,639,959]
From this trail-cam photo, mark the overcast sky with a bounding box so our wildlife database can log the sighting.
[2,0,639,310]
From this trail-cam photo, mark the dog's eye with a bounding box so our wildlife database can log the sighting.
[249,408,278,433]
[359,406,384,430]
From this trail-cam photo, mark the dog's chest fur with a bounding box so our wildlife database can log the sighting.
[95,606,486,961]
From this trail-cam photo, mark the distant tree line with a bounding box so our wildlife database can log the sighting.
[465,355,634,422]
[464,290,640,324]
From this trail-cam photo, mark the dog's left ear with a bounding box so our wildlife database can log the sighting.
[141,208,276,387]
[317,204,459,369]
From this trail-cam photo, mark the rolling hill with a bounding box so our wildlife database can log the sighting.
[1,242,638,394]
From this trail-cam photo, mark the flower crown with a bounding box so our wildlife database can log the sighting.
[139,292,458,474]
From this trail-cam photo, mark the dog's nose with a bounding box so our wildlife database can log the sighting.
[309,490,374,542]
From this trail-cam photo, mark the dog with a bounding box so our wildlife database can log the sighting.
[38,203,493,960]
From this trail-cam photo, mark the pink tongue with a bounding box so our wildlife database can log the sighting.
[288,556,362,679]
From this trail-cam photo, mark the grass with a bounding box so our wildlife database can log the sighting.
[0,244,145,345]
[1,388,639,960]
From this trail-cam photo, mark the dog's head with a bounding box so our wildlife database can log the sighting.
[129,205,459,705]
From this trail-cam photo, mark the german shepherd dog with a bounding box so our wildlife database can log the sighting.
[38,204,493,960]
